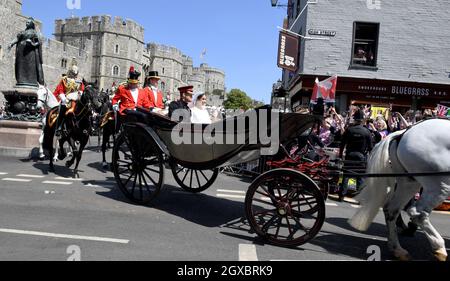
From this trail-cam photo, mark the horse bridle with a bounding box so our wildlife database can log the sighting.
[38,86,50,107]
[72,85,97,124]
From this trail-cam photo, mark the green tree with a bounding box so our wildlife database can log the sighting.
[223,89,253,110]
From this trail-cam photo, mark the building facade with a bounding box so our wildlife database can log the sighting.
[282,0,450,113]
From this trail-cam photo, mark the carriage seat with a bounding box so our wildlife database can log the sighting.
[125,107,178,130]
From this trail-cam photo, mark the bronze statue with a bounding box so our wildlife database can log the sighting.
[8,17,45,87]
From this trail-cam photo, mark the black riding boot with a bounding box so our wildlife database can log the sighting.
[55,105,67,137]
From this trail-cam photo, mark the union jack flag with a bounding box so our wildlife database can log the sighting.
[437,104,448,117]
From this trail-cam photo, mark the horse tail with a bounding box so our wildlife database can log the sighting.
[42,111,55,151]
[348,130,405,232]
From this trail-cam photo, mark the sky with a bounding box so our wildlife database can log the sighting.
[22,0,287,103]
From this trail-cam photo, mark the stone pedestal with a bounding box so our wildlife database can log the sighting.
[0,86,42,158]
[0,120,41,158]
[1,86,40,121]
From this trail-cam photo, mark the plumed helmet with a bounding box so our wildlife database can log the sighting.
[127,66,141,84]
[67,59,79,78]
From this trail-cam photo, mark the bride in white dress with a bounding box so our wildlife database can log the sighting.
[190,92,212,124]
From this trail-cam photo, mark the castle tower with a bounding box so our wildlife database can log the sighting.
[54,15,145,90]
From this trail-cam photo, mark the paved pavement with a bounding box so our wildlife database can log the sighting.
[0,140,448,261]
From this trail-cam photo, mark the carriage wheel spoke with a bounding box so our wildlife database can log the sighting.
[194,170,201,189]
[285,217,294,238]
[261,214,279,233]
[274,217,282,238]
[144,157,159,166]
[253,209,277,216]
[140,171,153,194]
[130,172,138,195]
[143,169,159,187]
[145,167,160,174]
[117,164,132,173]
[291,210,317,220]
[199,170,210,182]
[253,198,277,206]
[181,169,189,184]
[256,187,277,202]
[122,172,135,187]
[291,215,310,234]
[189,169,193,189]
[137,172,143,201]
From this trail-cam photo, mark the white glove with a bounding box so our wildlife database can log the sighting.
[112,104,119,112]
[59,94,67,105]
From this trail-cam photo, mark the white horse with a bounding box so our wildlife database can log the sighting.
[36,85,60,160]
[349,118,450,261]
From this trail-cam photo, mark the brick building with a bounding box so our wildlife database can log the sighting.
[281,0,450,113]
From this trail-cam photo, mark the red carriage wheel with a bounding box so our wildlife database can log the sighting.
[245,169,325,247]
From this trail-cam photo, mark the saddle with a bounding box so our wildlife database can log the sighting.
[100,111,115,128]
[65,101,77,116]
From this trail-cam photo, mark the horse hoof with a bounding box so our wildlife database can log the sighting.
[102,162,109,169]
[434,249,448,261]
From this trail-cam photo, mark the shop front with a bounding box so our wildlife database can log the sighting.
[289,74,450,114]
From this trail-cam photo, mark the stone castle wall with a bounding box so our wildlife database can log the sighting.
[199,63,226,94]
[54,15,145,90]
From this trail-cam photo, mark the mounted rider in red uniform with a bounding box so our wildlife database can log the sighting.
[53,61,85,137]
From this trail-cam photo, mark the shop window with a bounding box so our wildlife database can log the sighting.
[351,22,379,68]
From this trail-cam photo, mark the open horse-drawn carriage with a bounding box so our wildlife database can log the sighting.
[111,106,331,247]
[111,106,450,260]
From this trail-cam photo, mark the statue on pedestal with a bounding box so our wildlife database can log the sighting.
[8,17,45,88]
[2,18,44,121]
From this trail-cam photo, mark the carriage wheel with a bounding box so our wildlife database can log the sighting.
[171,162,218,193]
[245,169,325,247]
[112,129,164,205]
